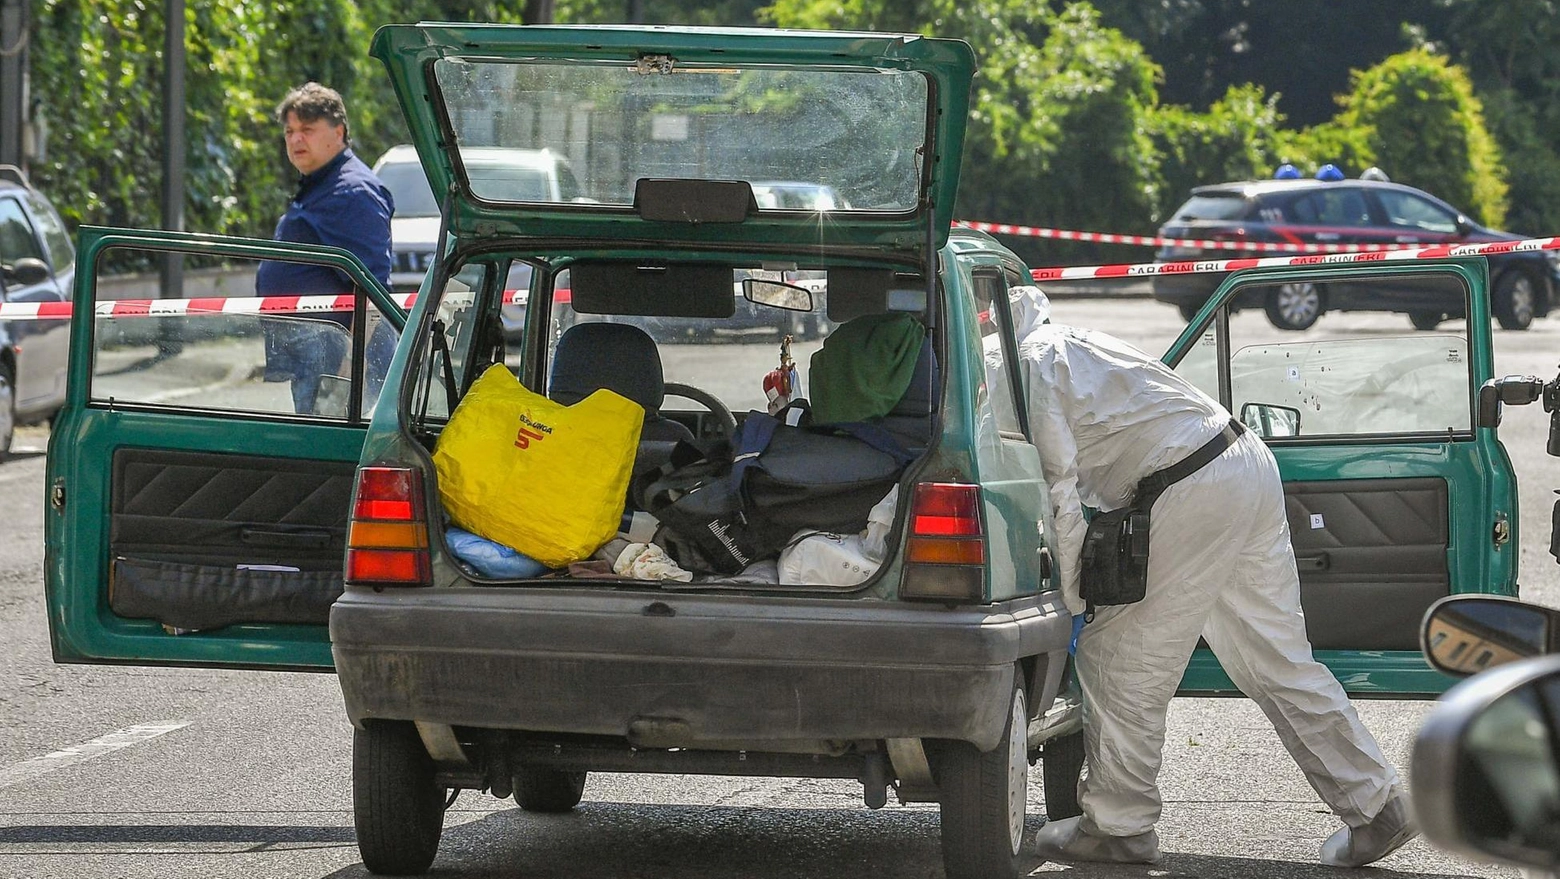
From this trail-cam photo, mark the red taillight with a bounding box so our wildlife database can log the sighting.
[901,483,986,602]
[347,466,432,587]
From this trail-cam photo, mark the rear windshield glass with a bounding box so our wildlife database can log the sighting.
[432,59,930,213]
[1171,194,1249,222]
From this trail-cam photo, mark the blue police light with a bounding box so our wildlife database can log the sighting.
[1273,163,1301,179]
[1315,164,1345,181]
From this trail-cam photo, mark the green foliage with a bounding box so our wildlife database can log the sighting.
[1333,48,1507,226]
[1143,84,1286,220]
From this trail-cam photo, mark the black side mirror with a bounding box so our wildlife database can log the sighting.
[1240,402,1301,438]
[1412,655,1560,870]
[1421,595,1560,677]
[1,256,51,288]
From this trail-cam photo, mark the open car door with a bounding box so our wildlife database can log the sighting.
[43,229,405,671]
[1163,259,1518,697]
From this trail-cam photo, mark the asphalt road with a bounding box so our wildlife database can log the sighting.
[3,293,1550,879]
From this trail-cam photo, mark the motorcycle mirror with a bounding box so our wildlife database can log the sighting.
[1422,595,1560,677]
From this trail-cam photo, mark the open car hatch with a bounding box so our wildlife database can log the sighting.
[370,24,975,258]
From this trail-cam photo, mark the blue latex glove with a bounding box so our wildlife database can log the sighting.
[1068,614,1087,655]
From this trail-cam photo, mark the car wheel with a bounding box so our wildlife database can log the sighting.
[0,362,14,462]
[353,721,445,875]
[1264,282,1324,330]
[934,673,1027,879]
[1177,301,1201,323]
[1041,729,1084,821]
[514,767,588,812]
[1494,270,1537,331]
[1409,310,1443,331]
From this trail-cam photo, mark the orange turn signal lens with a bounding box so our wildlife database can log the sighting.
[906,536,986,566]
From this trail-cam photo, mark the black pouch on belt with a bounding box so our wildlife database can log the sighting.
[1077,418,1246,621]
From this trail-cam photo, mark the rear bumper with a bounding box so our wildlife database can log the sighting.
[330,587,1071,752]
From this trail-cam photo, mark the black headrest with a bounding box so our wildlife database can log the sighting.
[888,336,937,418]
[548,322,665,411]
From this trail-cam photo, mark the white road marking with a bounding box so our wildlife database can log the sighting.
[0,723,188,789]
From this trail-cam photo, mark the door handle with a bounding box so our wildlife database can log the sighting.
[1295,551,1330,571]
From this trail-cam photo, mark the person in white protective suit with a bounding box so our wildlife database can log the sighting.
[1004,286,1417,867]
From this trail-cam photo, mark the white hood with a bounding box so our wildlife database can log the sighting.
[1008,284,1051,338]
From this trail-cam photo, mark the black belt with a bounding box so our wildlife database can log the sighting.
[1135,418,1246,507]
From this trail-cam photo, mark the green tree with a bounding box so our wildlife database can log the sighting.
[1143,83,1286,219]
[1332,47,1507,226]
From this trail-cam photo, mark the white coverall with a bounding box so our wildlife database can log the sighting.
[1011,291,1399,839]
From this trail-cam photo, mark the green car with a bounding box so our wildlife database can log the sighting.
[41,23,1521,878]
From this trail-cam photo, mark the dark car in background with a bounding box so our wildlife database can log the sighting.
[0,165,74,456]
[1152,178,1560,331]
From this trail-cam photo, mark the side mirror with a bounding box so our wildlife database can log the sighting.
[1240,402,1301,438]
[312,374,352,418]
[1476,375,1546,428]
[742,278,813,312]
[1412,655,1560,870]
[2,257,52,288]
[1421,595,1560,677]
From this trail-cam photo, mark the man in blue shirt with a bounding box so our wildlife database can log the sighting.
[255,82,395,414]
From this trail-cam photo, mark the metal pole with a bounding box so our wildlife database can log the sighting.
[158,0,185,353]
[0,0,27,170]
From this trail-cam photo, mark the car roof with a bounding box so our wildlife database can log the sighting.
[1190,178,1446,201]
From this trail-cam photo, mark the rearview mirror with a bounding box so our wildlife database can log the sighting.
[1412,655,1560,870]
[1421,595,1560,677]
[2,256,51,288]
[1240,402,1301,438]
[743,278,813,312]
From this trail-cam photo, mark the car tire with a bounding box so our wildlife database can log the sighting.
[353,721,445,876]
[0,361,14,462]
[513,767,587,812]
[1177,301,1201,323]
[1408,310,1443,331]
[1494,270,1537,331]
[934,673,1028,879]
[1041,729,1084,821]
[1264,282,1324,331]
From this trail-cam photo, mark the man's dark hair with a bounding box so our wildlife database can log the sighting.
[276,82,350,144]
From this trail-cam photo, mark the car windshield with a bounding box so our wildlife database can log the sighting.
[1172,194,1248,221]
[432,58,929,212]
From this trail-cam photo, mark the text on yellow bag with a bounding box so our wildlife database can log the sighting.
[433,364,644,568]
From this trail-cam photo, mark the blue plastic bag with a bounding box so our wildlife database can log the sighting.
[445,527,551,579]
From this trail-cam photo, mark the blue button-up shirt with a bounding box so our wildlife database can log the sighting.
[255,147,394,298]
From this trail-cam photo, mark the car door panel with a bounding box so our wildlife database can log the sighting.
[44,229,403,671]
[1165,260,1514,697]
[1286,477,1448,651]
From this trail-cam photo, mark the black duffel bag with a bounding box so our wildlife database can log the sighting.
[641,411,912,575]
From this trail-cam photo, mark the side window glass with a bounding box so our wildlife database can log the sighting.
[25,193,74,273]
[1173,323,1221,403]
[0,197,45,264]
[1221,275,1471,439]
[1377,192,1460,234]
[411,263,493,423]
[1285,190,1371,226]
[970,269,1024,436]
[89,247,398,421]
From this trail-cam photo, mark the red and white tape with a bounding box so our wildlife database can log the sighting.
[1025,236,1560,282]
[0,289,525,321]
[958,220,1419,254]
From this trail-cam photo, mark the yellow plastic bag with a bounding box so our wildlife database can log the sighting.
[433,364,643,568]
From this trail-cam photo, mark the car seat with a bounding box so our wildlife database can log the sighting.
[548,322,697,446]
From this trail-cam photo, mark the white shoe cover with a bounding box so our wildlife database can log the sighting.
[1035,816,1163,865]
[1320,791,1418,867]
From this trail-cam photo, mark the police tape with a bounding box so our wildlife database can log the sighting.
[957,220,1418,254]
[0,289,527,321]
[1025,235,1560,283]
